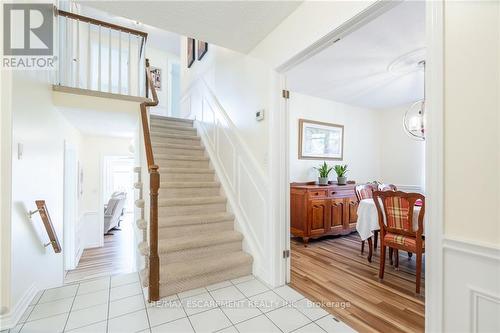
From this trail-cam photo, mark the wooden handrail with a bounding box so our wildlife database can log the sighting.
[141,58,160,302]
[33,200,62,253]
[57,9,148,39]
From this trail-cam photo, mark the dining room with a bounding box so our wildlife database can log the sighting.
[284,1,427,332]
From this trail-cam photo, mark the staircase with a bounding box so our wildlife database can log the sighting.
[143,115,253,297]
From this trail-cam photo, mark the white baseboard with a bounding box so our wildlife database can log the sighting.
[0,283,37,330]
[442,237,500,332]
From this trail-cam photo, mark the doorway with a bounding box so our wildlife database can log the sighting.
[64,155,136,283]
[278,1,433,332]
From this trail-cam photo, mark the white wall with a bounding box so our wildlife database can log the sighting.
[440,2,500,331]
[181,39,276,170]
[5,70,82,328]
[146,47,180,117]
[378,104,425,190]
[288,92,381,184]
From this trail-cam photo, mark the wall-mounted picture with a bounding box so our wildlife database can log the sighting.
[198,40,208,60]
[298,119,344,160]
[150,67,161,90]
[187,37,195,68]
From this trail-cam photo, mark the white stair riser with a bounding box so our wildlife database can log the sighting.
[151,120,193,128]
[158,221,233,239]
[159,264,252,297]
[161,241,242,264]
[160,203,226,216]
[152,137,200,145]
[157,159,210,169]
[162,173,215,182]
[159,186,220,198]
[153,147,205,157]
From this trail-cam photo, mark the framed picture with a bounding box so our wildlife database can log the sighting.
[150,67,161,90]
[187,37,195,68]
[298,119,344,160]
[198,40,208,60]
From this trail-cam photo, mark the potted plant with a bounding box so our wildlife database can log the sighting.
[334,164,349,185]
[314,162,333,185]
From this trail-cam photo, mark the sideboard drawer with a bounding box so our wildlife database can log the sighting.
[307,190,328,198]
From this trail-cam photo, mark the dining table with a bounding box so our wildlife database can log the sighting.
[356,198,423,262]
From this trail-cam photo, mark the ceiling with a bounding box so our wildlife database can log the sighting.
[78,4,181,55]
[79,1,303,53]
[286,0,426,110]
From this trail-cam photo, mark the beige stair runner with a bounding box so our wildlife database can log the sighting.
[141,115,252,297]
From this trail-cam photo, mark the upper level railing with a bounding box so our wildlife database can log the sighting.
[56,9,147,97]
[29,200,62,253]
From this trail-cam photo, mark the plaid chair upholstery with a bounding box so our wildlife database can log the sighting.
[373,190,426,294]
[384,196,411,231]
[384,233,424,250]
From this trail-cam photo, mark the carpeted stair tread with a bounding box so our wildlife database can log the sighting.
[152,123,197,132]
[162,168,214,174]
[152,142,203,150]
[158,230,243,253]
[159,196,226,207]
[160,251,253,283]
[151,115,193,124]
[151,131,199,139]
[160,181,219,188]
[155,154,209,161]
[159,212,235,227]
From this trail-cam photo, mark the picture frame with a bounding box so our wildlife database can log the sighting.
[198,40,208,60]
[298,119,344,160]
[187,37,195,68]
[150,67,161,90]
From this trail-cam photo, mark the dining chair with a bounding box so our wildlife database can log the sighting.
[355,183,379,254]
[373,190,425,294]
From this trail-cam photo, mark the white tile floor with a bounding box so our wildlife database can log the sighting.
[3,272,356,333]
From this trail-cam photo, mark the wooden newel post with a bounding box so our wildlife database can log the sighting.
[149,164,160,302]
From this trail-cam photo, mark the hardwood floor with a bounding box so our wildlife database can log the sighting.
[290,233,425,333]
[64,213,137,283]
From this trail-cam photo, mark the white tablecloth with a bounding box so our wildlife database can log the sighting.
[356,199,423,241]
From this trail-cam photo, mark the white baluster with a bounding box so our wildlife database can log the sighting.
[76,19,80,88]
[118,31,122,94]
[87,22,91,89]
[128,33,131,95]
[108,28,112,93]
[98,25,101,91]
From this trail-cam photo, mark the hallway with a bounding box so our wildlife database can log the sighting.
[64,213,136,283]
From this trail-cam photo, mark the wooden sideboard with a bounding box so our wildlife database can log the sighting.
[290,182,358,245]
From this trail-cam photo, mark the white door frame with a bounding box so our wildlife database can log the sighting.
[272,1,444,332]
[63,141,79,271]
